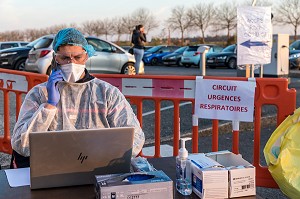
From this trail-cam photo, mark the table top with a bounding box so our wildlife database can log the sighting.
[0,157,262,199]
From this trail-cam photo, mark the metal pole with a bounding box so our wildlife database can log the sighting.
[260,64,263,77]
[251,64,255,78]
[200,51,206,76]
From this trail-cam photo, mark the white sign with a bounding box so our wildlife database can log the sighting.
[194,77,256,122]
[0,73,28,92]
[237,6,272,65]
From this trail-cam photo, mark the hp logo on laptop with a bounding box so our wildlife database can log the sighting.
[77,152,88,163]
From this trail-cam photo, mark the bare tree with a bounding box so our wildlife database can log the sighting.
[92,20,105,37]
[101,18,114,41]
[121,15,135,41]
[112,17,126,44]
[47,24,68,34]
[24,29,41,41]
[213,2,238,45]
[243,0,273,6]
[131,8,159,34]
[167,6,193,46]
[82,20,96,36]
[191,2,216,43]
[0,30,26,41]
[273,0,300,41]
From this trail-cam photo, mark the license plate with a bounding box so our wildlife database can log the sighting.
[184,58,190,60]
[207,60,214,63]
[163,62,169,65]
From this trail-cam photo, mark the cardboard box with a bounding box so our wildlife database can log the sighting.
[189,151,256,199]
[189,153,229,199]
[206,151,256,198]
[94,170,173,199]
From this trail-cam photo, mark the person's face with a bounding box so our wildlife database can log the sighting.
[140,27,145,33]
[55,45,88,66]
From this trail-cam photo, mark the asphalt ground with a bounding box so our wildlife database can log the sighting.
[1,68,300,198]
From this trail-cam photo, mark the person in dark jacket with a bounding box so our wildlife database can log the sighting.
[131,25,146,74]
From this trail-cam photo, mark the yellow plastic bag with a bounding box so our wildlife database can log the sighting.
[264,107,300,199]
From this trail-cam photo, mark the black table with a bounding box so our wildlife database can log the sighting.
[0,157,261,199]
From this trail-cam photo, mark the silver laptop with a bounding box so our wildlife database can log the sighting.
[29,127,134,189]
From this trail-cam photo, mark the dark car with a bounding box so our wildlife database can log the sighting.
[143,45,180,65]
[0,36,51,70]
[162,46,188,66]
[206,44,237,69]
[289,40,300,69]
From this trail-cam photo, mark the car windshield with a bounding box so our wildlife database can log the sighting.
[222,45,235,52]
[174,46,187,53]
[186,46,199,51]
[289,40,300,51]
[33,38,53,49]
[146,46,162,53]
[26,37,44,48]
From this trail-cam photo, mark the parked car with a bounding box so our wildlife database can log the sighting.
[162,46,188,66]
[289,40,300,69]
[0,41,29,50]
[206,44,237,69]
[25,35,144,75]
[127,46,153,55]
[181,44,223,67]
[120,46,132,52]
[0,36,48,70]
[143,45,180,65]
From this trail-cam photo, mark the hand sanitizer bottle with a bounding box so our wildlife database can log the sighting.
[176,137,192,195]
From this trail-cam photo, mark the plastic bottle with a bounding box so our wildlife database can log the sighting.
[176,137,192,195]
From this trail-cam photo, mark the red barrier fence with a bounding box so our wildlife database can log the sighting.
[0,68,296,188]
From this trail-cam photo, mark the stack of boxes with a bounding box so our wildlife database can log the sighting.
[189,151,256,198]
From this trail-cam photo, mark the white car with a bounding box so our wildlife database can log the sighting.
[181,44,223,68]
[25,35,143,75]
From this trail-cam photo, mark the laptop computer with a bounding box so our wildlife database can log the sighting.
[29,127,134,189]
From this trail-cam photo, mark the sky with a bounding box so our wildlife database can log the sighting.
[0,0,291,40]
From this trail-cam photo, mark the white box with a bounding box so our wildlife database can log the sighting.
[206,151,256,198]
[189,153,229,199]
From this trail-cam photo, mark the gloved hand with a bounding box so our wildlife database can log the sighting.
[46,70,63,106]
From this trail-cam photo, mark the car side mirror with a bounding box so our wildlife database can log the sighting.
[159,50,163,53]
[111,46,117,52]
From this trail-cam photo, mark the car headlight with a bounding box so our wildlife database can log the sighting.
[216,56,227,60]
[0,52,17,57]
[290,53,300,59]
[144,53,152,57]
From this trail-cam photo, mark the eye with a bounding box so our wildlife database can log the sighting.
[74,55,83,60]
[61,56,70,61]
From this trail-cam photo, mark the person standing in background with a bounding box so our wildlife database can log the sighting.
[131,25,146,74]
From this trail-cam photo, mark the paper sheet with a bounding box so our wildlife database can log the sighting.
[4,167,30,187]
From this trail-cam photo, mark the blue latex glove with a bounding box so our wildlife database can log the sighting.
[46,69,63,106]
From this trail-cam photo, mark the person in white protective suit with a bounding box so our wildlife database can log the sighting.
[10,28,145,168]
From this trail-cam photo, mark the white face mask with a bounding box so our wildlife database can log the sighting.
[59,63,85,83]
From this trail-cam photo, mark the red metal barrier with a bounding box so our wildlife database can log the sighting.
[0,69,48,154]
[0,69,296,188]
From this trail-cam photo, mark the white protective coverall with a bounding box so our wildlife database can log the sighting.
[11,78,145,157]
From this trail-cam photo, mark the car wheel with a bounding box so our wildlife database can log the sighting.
[227,58,237,69]
[14,59,26,71]
[151,58,158,65]
[121,63,136,75]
